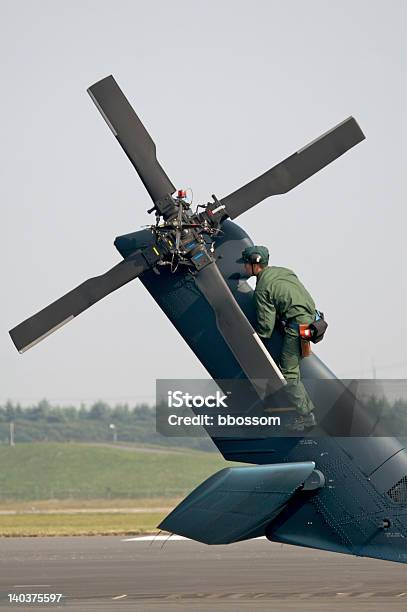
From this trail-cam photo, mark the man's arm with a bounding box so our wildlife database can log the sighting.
[254,289,276,338]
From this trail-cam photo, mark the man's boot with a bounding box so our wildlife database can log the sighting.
[287,412,317,432]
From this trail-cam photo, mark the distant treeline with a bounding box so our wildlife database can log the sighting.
[360,394,407,435]
[2,394,407,447]
[0,400,214,452]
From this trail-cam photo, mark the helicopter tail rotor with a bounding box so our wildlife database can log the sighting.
[88,75,175,206]
[9,246,163,353]
[220,117,365,219]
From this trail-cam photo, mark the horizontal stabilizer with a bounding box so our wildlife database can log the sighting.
[159,461,315,544]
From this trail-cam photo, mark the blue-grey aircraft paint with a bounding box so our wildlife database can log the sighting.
[115,220,407,564]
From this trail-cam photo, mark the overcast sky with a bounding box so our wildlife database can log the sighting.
[2,0,407,405]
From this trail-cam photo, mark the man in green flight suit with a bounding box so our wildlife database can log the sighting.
[240,245,317,431]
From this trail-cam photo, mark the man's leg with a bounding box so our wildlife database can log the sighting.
[279,328,315,416]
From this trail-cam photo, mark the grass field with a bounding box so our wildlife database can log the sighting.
[0,497,179,512]
[0,442,229,501]
[0,512,164,537]
[0,442,230,535]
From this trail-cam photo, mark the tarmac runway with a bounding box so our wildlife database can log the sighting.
[1,536,407,611]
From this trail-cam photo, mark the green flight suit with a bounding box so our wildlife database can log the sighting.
[254,266,316,416]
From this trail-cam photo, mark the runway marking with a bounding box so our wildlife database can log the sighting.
[99,590,407,601]
[0,507,172,515]
[122,535,268,542]
[122,535,189,542]
[396,593,407,597]
[14,585,51,588]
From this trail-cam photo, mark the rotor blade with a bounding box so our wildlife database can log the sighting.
[88,75,175,203]
[195,262,286,398]
[221,117,365,219]
[9,251,151,354]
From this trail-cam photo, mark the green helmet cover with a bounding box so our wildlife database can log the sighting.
[240,245,269,265]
